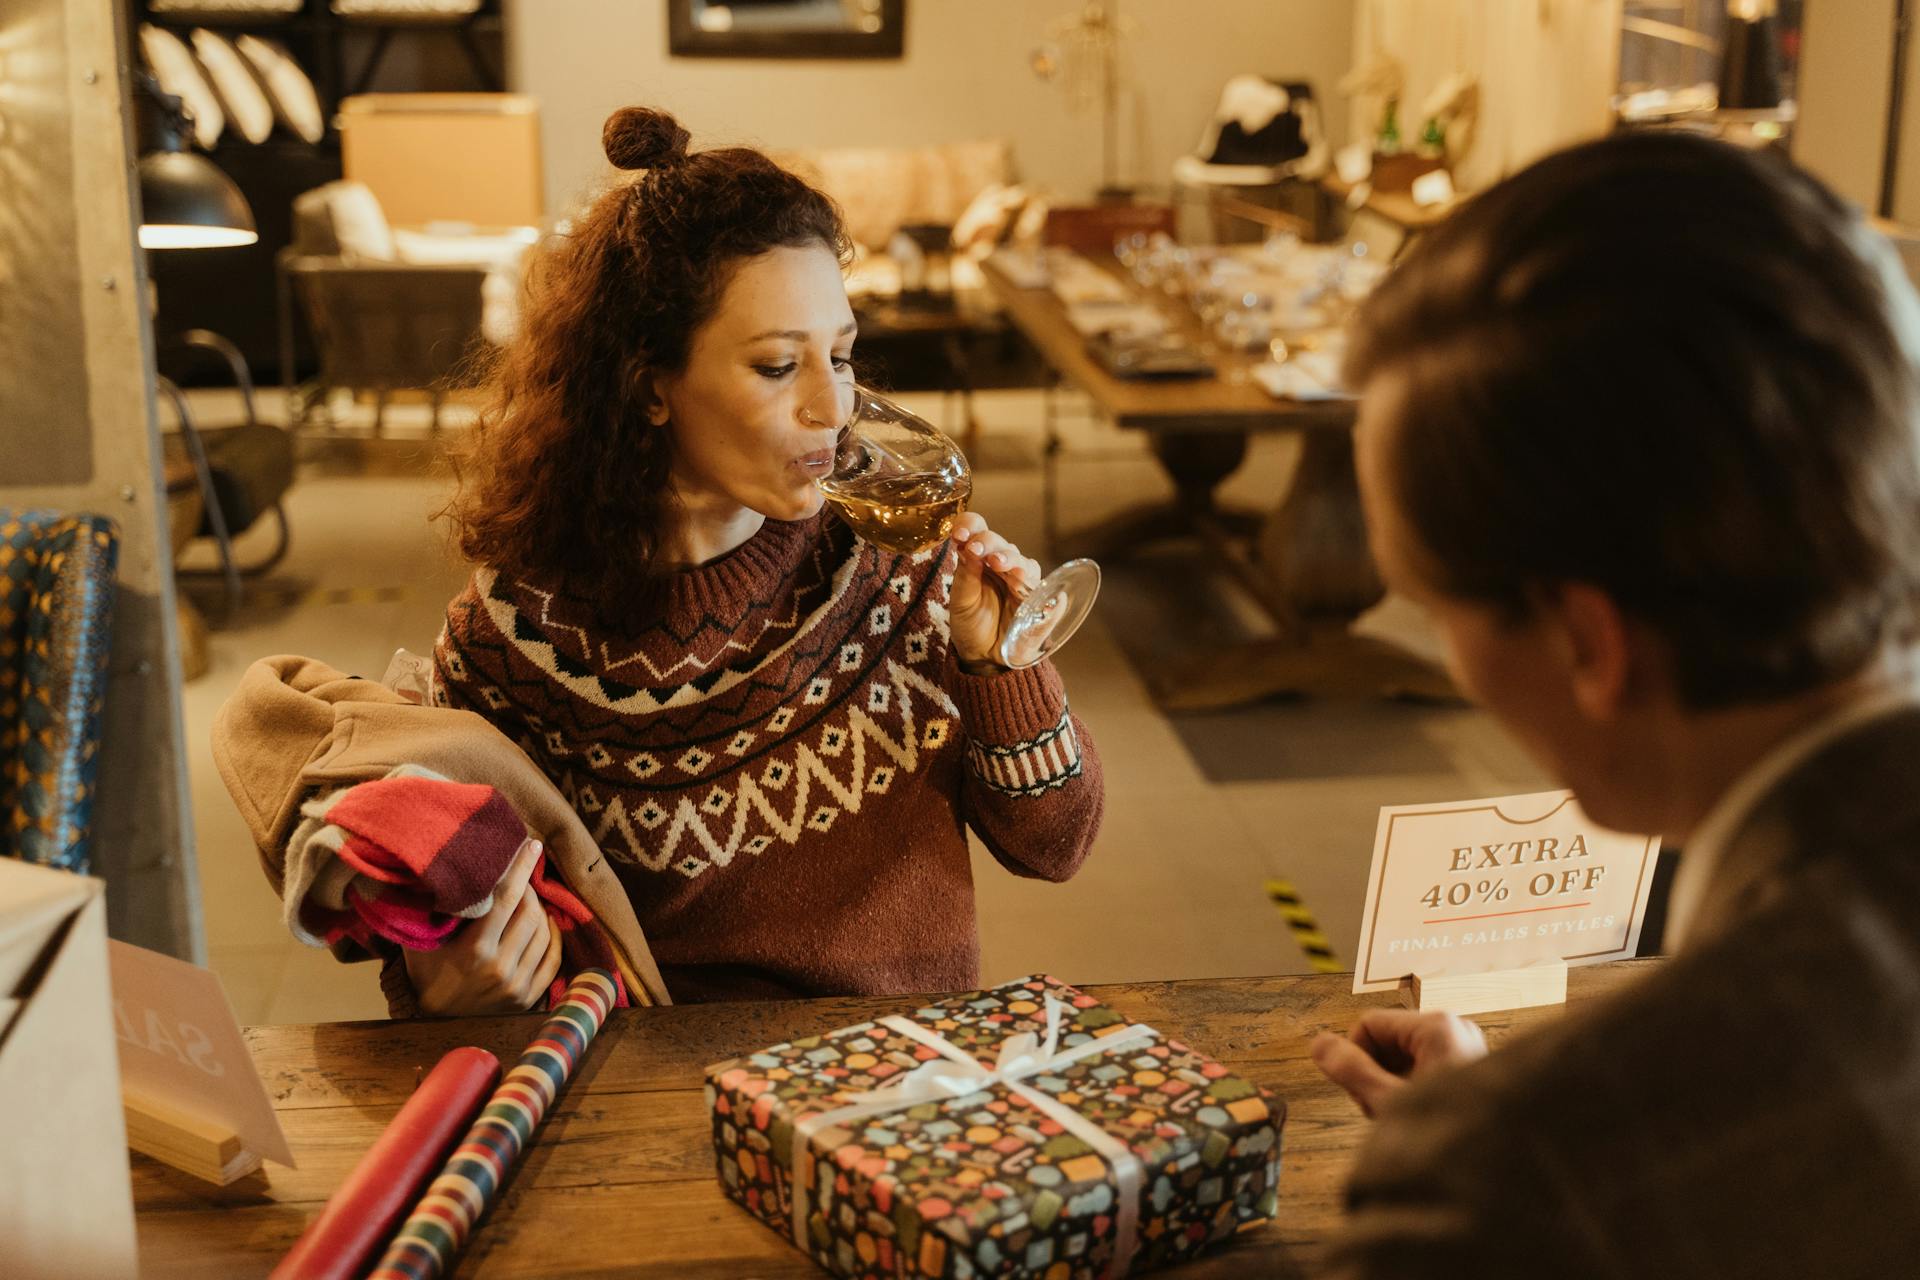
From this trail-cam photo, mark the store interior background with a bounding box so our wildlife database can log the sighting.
[6,0,1909,1024]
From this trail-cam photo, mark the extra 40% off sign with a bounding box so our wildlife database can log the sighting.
[1353,790,1661,994]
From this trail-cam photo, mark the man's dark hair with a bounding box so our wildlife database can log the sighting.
[1346,130,1920,708]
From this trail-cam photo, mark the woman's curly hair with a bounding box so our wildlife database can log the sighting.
[441,106,852,634]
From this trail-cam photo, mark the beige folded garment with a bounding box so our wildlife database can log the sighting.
[212,654,671,1008]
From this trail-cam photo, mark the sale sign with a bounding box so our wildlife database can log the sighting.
[1352,789,1660,993]
[108,940,293,1168]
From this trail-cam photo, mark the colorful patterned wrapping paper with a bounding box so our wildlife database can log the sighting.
[705,975,1285,1279]
[368,969,620,1280]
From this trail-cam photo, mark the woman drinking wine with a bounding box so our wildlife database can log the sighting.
[410,106,1106,1013]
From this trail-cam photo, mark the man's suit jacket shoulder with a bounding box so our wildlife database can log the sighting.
[1330,709,1920,1280]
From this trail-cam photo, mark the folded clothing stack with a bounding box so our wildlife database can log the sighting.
[285,765,630,1010]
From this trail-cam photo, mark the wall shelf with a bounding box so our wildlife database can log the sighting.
[131,0,506,137]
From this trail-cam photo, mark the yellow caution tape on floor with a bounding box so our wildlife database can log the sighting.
[245,584,413,609]
[1265,878,1344,974]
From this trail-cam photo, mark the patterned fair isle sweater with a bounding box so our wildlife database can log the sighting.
[432,512,1103,1003]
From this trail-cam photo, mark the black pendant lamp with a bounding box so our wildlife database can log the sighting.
[134,71,257,250]
[1719,0,1786,112]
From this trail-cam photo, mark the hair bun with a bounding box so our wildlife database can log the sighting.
[603,107,692,172]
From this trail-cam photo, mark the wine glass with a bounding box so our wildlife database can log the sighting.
[808,383,1101,670]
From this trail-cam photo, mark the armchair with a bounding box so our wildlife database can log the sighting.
[278,179,526,431]
[280,252,488,432]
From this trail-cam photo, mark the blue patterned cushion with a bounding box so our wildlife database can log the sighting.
[0,510,118,873]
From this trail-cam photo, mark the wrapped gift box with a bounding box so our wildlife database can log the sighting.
[705,975,1284,1278]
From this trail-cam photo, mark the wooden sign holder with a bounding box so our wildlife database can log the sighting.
[123,1087,262,1185]
[1399,958,1568,1017]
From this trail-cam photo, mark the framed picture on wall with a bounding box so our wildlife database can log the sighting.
[667,0,905,59]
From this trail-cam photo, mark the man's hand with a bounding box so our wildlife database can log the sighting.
[403,838,562,1016]
[1311,1009,1489,1117]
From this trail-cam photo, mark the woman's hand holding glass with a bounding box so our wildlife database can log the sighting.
[947,513,1045,672]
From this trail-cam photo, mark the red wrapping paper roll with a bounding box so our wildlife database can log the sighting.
[271,1045,501,1280]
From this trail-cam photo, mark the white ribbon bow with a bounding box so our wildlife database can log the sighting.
[865,993,1068,1104]
[788,995,1158,1275]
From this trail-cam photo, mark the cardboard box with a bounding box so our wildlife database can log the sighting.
[0,860,137,1279]
[339,93,543,229]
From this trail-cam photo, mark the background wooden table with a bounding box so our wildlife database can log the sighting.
[981,256,1451,712]
[132,963,1654,1278]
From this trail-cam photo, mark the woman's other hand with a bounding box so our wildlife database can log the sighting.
[403,838,563,1016]
[948,513,1043,671]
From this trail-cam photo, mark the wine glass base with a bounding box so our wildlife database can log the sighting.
[996,559,1101,670]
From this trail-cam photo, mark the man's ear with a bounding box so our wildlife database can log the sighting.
[1555,582,1633,722]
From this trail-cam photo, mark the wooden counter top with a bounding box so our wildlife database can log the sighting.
[133,963,1656,1277]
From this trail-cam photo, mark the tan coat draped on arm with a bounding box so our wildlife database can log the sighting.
[211,653,670,1008]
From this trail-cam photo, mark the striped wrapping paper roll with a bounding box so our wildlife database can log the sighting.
[368,969,620,1280]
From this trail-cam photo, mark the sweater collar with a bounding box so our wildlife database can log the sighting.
[659,512,823,626]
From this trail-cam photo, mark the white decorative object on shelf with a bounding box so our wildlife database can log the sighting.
[139,24,224,150]
[331,0,482,18]
[149,0,302,15]
[236,35,325,144]
[190,29,272,145]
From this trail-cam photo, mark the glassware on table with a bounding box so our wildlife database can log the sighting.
[1159,245,1193,297]
[1212,289,1273,387]
[1215,289,1275,354]
[1259,227,1302,265]
[1183,255,1223,326]
[1127,231,1179,292]
[1189,254,1255,329]
[809,383,1101,670]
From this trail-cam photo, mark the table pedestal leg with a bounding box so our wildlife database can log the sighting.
[1146,432,1458,710]
[1258,432,1383,620]
[1056,431,1264,561]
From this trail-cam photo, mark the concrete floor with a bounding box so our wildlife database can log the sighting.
[173,387,1548,1024]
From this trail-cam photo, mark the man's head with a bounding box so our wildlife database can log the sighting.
[1346,131,1920,831]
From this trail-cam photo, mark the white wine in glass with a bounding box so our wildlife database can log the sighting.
[811,383,1100,669]
[818,471,974,555]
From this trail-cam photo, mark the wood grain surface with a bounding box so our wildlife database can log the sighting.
[133,964,1657,1277]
